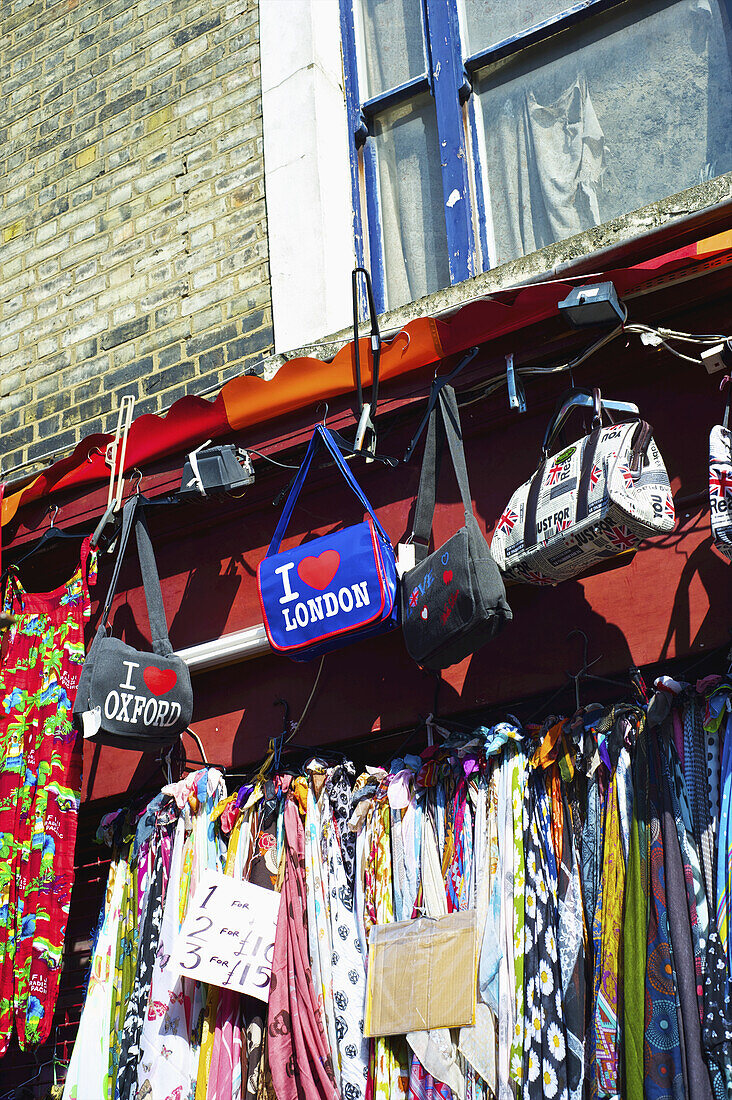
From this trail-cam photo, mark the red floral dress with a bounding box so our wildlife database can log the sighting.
[0,539,96,1052]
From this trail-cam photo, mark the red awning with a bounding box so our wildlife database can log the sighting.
[3,233,731,528]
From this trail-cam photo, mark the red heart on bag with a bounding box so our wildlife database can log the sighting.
[443,570,453,585]
[297,550,340,590]
[143,666,178,695]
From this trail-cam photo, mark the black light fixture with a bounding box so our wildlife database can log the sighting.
[179,442,255,499]
[558,281,626,328]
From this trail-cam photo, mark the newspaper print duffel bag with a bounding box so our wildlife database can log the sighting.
[490,388,675,585]
[710,379,732,561]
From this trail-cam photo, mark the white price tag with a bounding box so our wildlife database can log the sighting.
[170,870,280,1002]
[396,542,416,577]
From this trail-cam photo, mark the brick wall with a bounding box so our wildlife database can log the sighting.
[0,0,272,480]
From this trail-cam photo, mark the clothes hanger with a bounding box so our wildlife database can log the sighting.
[1,505,86,583]
[403,347,479,462]
[525,629,630,722]
[565,629,632,710]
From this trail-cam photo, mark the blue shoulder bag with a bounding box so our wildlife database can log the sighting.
[257,425,399,660]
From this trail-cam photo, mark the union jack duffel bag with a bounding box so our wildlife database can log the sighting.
[490,387,675,585]
[710,378,732,561]
[257,424,399,660]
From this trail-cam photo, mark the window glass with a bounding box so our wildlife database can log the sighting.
[474,0,732,266]
[360,0,426,98]
[463,0,573,55]
[372,94,451,309]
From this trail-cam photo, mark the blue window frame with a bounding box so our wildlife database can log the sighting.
[340,0,476,314]
[340,0,732,313]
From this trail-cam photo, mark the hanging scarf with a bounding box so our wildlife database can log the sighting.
[644,730,684,1100]
[303,779,339,1080]
[367,798,409,1100]
[108,839,138,1095]
[267,794,339,1100]
[522,770,569,1100]
[115,803,175,1100]
[593,749,628,1098]
[321,780,369,1099]
[702,697,732,1099]
[62,847,126,1100]
[623,727,649,1100]
[661,732,713,1100]
[458,780,498,1094]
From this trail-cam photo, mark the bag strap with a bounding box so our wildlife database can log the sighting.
[411,385,474,563]
[99,496,174,657]
[266,424,391,556]
[523,459,547,553]
[99,496,139,626]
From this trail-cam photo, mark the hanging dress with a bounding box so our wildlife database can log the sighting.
[0,540,96,1053]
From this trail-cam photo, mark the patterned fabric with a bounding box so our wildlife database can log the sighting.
[624,733,648,1100]
[522,771,568,1100]
[267,794,339,1100]
[62,845,126,1100]
[593,755,627,1098]
[325,763,356,906]
[704,699,732,1098]
[321,782,369,1099]
[0,541,96,1052]
[366,798,410,1100]
[109,843,138,1094]
[644,733,684,1100]
[303,780,339,1075]
[115,810,170,1100]
[660,736,713,1100]
[507,747,527,1094]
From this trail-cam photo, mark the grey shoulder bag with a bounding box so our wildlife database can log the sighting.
[400,384,512,669]
[74,496,193,751]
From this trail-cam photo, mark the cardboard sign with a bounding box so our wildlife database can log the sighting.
[170,870,280,1002]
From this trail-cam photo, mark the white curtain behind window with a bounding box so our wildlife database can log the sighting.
[476,0,732,266]
[486,76,607,261]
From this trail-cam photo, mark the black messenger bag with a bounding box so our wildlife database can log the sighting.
[74,496,193,751]
[400,385,511,669]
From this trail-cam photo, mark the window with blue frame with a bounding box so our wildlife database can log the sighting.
[340,0,732,313]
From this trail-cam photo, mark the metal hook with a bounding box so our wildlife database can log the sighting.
[315,402,329,428]
[129,468,143,495]
[48,504,59,528]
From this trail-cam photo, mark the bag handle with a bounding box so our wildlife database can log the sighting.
[266,425,391,556]
[98,496,174,657]
[541,387,640,459]
[410,385,474,563]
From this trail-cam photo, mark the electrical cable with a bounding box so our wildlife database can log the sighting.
[286,656,326,743]
[245,447,301,470]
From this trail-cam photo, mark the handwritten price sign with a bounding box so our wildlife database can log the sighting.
[170,870,280,1002]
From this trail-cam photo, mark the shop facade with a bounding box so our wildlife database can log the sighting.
[1,0,732,1094]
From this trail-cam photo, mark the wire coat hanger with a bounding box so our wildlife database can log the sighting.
[2,505,85,581]
[403,347,479,462]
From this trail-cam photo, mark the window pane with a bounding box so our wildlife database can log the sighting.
[372,94,450,309]
[464,0,573,55]
[360,0,426,99]
[474,0,732,266]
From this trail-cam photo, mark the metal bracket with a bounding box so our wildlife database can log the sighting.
[506,354,526,413]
